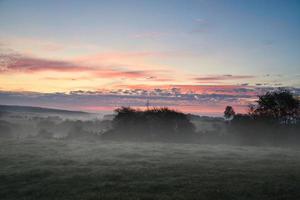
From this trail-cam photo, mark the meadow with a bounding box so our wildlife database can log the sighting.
[1,139,300,200]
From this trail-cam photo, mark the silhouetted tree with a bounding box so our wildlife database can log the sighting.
[228,89,300,146]
[224,106,235,121]
[249,89,299,123]
[102,107,196,142]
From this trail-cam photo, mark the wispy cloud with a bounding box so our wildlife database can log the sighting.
[193,74,255,82]
[0,54,90,73]
[94,69,157,79]
[0,53,172,81]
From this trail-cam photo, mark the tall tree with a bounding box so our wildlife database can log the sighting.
[249,89,299,122]
[224,106,235,121]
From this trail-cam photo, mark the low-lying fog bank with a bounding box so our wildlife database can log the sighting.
[1,101,300,147]
[1,138,300,200]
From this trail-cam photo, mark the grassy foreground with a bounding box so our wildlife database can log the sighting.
[1,139,300,200]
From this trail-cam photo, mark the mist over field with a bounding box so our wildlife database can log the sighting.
[1,100,300,199]
[1,139,300,200]
[1,0,300,199]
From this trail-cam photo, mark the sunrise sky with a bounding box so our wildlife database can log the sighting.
[0,0,299,115]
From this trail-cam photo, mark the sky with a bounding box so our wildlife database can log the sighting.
[0,0,299,115]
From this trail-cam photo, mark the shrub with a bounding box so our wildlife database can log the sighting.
[102,107,196,142]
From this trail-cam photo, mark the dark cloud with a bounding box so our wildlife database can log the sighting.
[240,83,249,86]
[194,75,255,82]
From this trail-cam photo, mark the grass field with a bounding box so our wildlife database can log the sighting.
[1,139,300,200]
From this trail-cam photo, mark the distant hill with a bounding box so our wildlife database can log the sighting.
[0,105,89,115]
[187,113,224,121]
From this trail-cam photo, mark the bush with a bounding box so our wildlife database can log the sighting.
[102,107,196,142]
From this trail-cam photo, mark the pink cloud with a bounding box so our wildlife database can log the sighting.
[0,54,173,81]
[0,54,90,72]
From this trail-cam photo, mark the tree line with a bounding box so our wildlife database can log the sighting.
[223,89,299,145]
[1,88,299,146]
[103,89,299,145]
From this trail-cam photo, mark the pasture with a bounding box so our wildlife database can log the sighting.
[1,139,300,200]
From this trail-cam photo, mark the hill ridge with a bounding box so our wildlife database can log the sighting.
[0,104,89,115]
